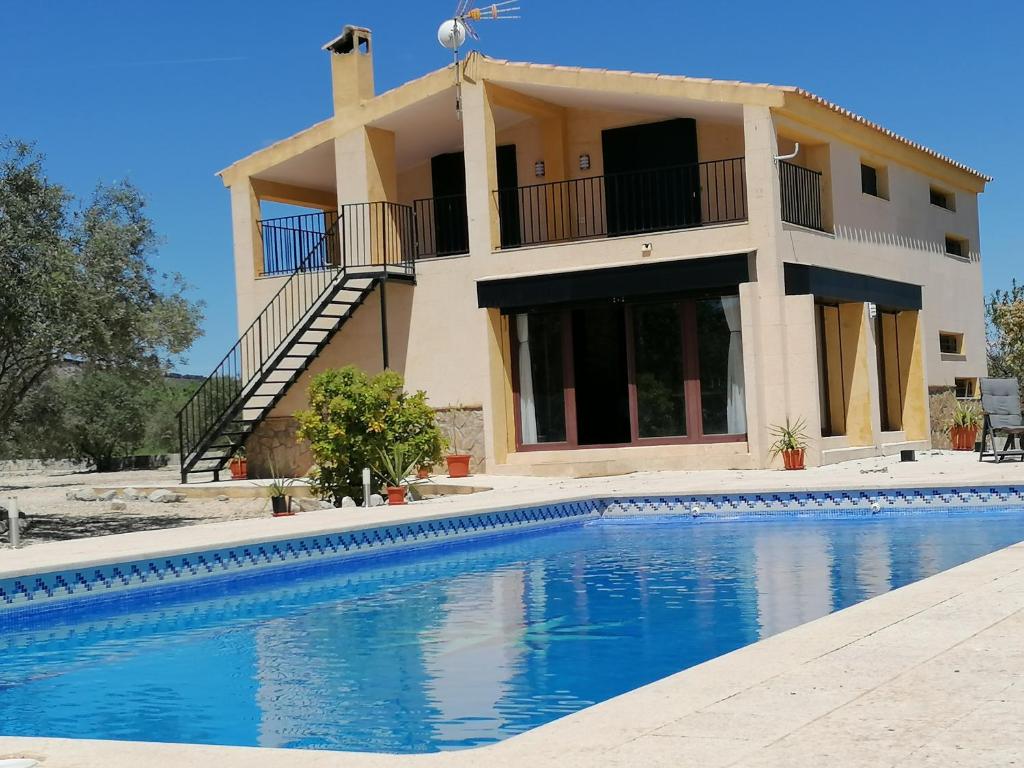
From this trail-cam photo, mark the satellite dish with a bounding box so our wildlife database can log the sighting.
[437,2,522,118]
[437,18,468,51]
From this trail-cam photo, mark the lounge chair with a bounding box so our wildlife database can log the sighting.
[979,377,1024,462]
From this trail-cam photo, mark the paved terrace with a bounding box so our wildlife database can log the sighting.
[2,450,1023,766]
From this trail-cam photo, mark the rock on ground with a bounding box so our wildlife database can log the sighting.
[148,489,183,503]
[297,497,335,512]
[65,489,97,502]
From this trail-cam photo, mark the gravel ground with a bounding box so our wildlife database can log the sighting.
[0,466,271,547]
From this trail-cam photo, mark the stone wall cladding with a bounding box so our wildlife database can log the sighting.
[246,416,313,479]
[246,407,486,479]
[434,406,485,473]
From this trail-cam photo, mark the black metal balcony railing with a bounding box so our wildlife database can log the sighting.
[778,160,824,231]
[493,158,747,249]
[260,211,341,276]
[413,194,469,258]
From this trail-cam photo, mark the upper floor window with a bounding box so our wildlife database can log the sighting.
[945,235,969,259]
[861,162,888,199]
[930,185,955,211]
[939,331,964,355]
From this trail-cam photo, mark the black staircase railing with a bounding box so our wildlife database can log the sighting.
[413,194,469,258]
[178,201,415,479]
[260,211,341,276]
[778,160,825,231]
[492,157,747,248]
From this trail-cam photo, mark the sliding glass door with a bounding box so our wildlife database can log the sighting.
[512,295,747,450]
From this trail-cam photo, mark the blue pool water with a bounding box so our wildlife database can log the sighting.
[2,509,1024,753]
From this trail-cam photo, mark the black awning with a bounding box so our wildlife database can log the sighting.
[476,254,750,310]
[784,263,922,311]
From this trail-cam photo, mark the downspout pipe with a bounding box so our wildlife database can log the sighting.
[774,142,800,162]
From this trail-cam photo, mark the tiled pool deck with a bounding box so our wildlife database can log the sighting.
[2,452,1024,766]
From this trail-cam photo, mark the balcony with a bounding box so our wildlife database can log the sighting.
[258,198,468,276]
[778,160,825,231]
[492,158,747,249]
[259,211,341,276]
[412,194,469,258]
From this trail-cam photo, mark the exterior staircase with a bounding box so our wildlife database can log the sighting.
[177,202,416,483]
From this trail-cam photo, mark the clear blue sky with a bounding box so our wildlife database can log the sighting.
[3,1,1020,375]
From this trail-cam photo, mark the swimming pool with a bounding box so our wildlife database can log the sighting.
[2,505,1024,753]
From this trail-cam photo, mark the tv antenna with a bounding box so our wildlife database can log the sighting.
[437,1,521,118]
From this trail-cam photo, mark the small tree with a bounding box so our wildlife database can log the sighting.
[295,367,445,504]
[987,279,1024,384]
[16,366,158,471]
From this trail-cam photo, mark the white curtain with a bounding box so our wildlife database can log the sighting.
[516,314,538,444]
[722,296,747,434]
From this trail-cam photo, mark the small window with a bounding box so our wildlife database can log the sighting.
[929,185,954,211]
[955,377,977,399]
[861,162,888,199]
[861,164,878,196]
[945,235,968,259]
[939,332,964,355]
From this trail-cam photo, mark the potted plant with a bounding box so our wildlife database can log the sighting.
[444,406,472,479]
[259,458,298,516]
[768,418,809,470]
[416,464,432,480]
[375,445,424,506]
[948,400,983,451]
[229,446,248,480]
[266,476,299,516]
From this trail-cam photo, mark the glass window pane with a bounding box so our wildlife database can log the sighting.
[697,297,746,435]
[516,312,566,444]
[633,303,686,438]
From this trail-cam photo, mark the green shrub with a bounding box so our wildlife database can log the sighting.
[294,366,445,504]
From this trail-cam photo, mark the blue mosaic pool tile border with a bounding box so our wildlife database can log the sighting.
[3,485,1024,615]
[0,499,602,612]
[602,486,1024,518]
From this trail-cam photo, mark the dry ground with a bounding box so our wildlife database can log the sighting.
[0,466,270,546]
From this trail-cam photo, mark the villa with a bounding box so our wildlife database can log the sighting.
[180,25,990,482]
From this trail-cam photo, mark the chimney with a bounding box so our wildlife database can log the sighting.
[323,25,374,113]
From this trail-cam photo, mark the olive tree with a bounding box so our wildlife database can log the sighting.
[987,279,1024,384]
[0,140,203,450]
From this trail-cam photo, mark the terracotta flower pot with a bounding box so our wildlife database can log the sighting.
[386,486,407,505]
[271,495,293,516]
[229,457,248,480]
[950,425,978,451]
[445,454,471,478]
[416,466,431,480]
[781,448,806,470]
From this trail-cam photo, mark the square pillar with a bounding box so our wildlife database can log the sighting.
[461,78,500,254]
[897,310,930,442]
[230,179,262,330]
[839,302,875,447]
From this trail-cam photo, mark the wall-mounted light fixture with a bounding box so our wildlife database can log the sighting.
[579,153,591,171]
[534,160,545,178]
